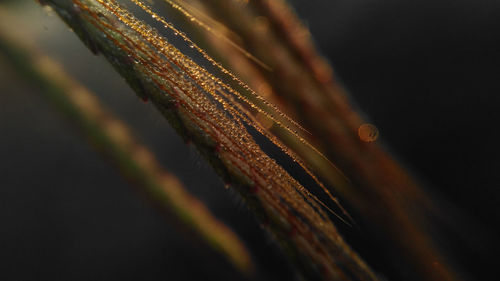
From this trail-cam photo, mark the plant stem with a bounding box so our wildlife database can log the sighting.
[189,0,460,280]
[0,15,252,273]
[33,1,380,280]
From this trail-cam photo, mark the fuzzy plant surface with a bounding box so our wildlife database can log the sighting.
[34,0,380,280]
[13,0,468,280]
[161,1,461,280]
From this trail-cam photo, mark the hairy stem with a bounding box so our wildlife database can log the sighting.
[34,0,379,280]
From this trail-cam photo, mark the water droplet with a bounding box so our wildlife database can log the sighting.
[358,123,379,142]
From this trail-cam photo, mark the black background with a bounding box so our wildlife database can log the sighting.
[0,0,498,280]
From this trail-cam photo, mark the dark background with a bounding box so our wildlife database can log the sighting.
[0,0,498,280]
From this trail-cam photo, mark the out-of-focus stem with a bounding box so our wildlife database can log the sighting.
[0,16,252,273]
[253,2,459,280]
[190,0,460,280]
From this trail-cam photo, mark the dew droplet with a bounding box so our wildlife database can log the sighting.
[358,123,379,142]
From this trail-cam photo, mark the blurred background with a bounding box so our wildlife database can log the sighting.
[0,0,498,280]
